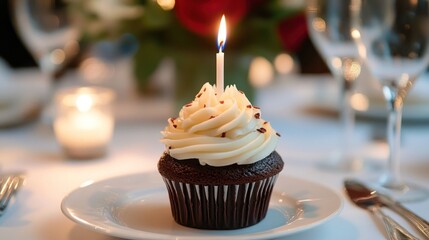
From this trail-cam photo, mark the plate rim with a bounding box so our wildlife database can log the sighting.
[61,172,343,240]
[313,86,429,121]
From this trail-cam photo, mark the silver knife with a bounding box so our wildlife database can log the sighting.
[344,179,419,240]
[345,179,429,239]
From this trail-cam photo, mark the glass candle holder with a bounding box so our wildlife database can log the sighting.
[54,87,115,159]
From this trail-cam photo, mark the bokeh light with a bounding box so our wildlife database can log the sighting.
[249,56,273,88]
[274,53,294,74]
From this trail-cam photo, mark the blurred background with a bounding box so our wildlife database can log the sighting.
[1,0,329,70]
[2,0,429,128]
[0,0,334,127]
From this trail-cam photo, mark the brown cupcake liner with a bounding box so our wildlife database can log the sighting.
[162,174,279,230]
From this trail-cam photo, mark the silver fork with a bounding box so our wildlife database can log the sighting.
[0,174,25,216]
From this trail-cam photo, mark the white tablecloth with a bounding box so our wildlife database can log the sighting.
[1,75,428,240]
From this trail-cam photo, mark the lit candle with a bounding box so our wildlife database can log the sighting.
[216,15,227,94]
[53,87,115,159]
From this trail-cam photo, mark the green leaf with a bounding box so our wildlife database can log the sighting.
[133,39,165,92]
[141,1,172,30]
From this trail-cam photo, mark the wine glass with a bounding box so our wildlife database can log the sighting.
[10,0,79,79]
[306,0,363,171]
[351,0,429,201]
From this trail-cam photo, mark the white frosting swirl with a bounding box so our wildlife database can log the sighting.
[161,82,280,166]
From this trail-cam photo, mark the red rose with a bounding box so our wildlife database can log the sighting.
[175,0,248,37]
[277,13,308,52]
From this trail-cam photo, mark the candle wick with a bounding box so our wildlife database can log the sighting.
[219,41,224,53]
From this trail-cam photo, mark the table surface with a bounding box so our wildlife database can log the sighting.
[1,74,429,240]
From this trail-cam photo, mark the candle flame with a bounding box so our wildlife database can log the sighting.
[217,15,227,52]
[76,94,93,112]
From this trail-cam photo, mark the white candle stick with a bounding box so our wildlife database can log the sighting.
[216,50,224,95]
[216,15,227,94]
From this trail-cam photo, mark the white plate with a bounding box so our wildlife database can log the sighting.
[61,172,343,240]
[315,93,429,121]
[312,73,429,121]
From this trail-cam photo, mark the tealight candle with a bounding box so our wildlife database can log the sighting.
[53,87,115,159]
[216,15,227,94]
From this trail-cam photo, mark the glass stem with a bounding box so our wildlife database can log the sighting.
[381,87,405,190]
[340,78,355,161]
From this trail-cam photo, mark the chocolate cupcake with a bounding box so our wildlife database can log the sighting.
[158,151,283,229]
[159,83,283,230]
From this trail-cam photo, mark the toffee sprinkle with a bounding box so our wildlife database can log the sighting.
[221,132,226,137]
[246,105,252,108]
[263,121,268,125]
[209,116,216,119]
[276,132,281,137]
[173,124,177,128]
[220,100,224,104]
[257,127,267,133]
[253,106,260,109]
[239,90,244,94]
[168,146,172,149]
[254,113,261,119]
[170,118,176,124]
[204,104,206,108]
[185,103,192,107]
[197,93,202,98]
[203,88,206,92]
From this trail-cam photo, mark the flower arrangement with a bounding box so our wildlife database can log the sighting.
[69,0,307,103]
